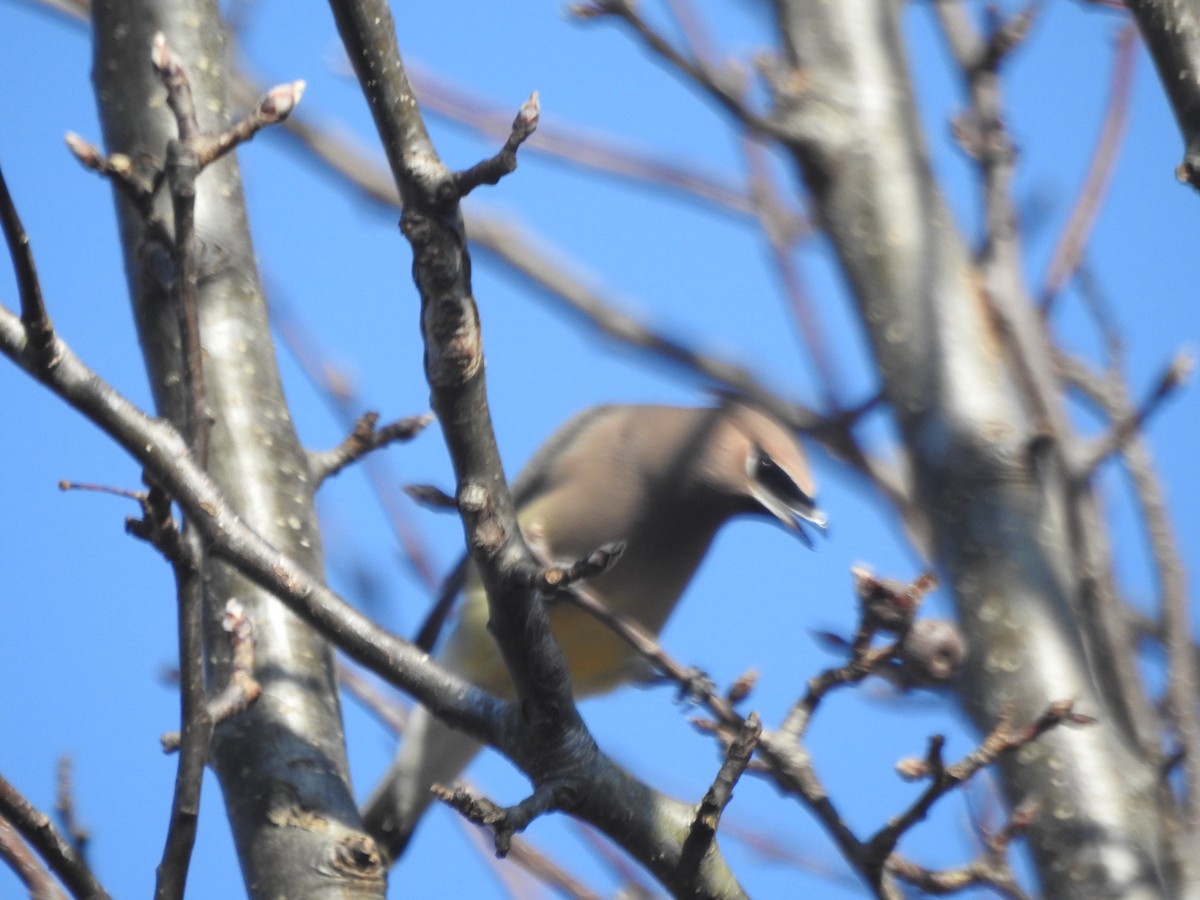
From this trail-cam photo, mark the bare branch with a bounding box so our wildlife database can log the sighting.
[874,702,1093,869]
[453,92,540,196]
[152,32,209,467]
[433,780,565,859]
[1077,350,1193,476]
[534,543,625,593]
[52,759,89,863]
[410,66,792,225]
[338,661,604,900]
[144,488,209,900]
[0,773,109,900]
[402,483,458,510]
[569,0,788,141]
[1039,23,1137,312]
[742,138,840,408]
[0,164,55,367]
[328,0,748,891]
[194,80,307,168]
[161,600,263,753]
[679,713,761,879]
[0,815,67,900]
[271,295,442,592]
[308,411,435,485]
[1125,0,1200,188]
[337,660,409,736]
[499,835,605,900]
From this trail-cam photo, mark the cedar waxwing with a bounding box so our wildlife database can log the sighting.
[363,402,825,860]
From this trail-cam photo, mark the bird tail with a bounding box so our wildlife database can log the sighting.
[361,703,484,862]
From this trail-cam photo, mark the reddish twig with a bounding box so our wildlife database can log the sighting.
[876,702,1093,869]
[337,660,409,736]
[161,600,261,753]
[742,138,838,408]
[0,815,67,900]
[886,801,1036,900]
[1040,22,1137,312]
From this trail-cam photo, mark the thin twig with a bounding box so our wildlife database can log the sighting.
[64,131,167,243]
[0,164,56,367]
[53,758,89,862]
[339,659,604,900]
[570,0,788,141]
[570,821,660,897]
[679,713,761,879]
[776,569,938,741]
[743,137,839,409]
[1040,22,1136,312]
[0,774,109,900]
[409,66,799,227]
[161,600,262,753]
[307,411,434,485]
[453,92,540,196]
[465,214,829,434]
[270,294,442,591]
[337,660,409,735]
[474,824,607,900]
[1077,350,1193,476]
[403,483,458,510]
[0,815,67,900]
[1060,347,1200,833]
[105,478,212,900]
[722,820,858,886]
[152,32,210,468]
[857,703,1086,892]
[193,80,306,167]
[556,580,733,717]
[153,527,211,900]
[656,1,839,411]
[432,781,562,859]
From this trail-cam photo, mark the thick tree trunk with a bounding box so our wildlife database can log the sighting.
[89,1,384,895]
[769,1,1172,895]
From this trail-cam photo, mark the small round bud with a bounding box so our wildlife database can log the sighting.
[896,619,967,687]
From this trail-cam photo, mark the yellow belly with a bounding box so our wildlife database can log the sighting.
[441,587,645,699]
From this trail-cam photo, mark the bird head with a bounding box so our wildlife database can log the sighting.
[702,402,827,547]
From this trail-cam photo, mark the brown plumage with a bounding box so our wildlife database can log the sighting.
[363,401,825,860]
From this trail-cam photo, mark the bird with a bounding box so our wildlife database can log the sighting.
[362,401,826,861]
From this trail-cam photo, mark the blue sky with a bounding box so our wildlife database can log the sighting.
[1,1,1197,897]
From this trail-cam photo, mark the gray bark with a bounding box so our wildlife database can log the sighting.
[89,1,384,895]
[769,1,1171,895]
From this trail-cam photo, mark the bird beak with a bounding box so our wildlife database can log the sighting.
[755,488,827,549]
[787,501,825,549]
[787,500,828,550]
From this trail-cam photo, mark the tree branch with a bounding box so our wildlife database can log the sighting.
[0,774,109,900]
[327,0,747,891]
[307,411,434,486]
[1125,0,1200,188]
[0,815,67,900]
